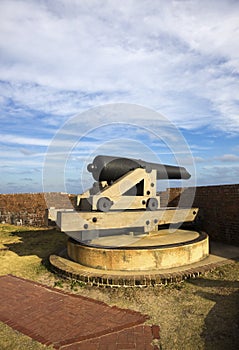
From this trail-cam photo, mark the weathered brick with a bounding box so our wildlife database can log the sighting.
[0,192,77,227]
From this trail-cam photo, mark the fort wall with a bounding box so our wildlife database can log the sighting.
[159,184,239,245]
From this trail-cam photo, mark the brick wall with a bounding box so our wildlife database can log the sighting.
[0,193,76,226]
[159,184,239,245]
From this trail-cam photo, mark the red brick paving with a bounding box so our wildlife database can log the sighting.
[61,324,159,350]
[0,275,160,349]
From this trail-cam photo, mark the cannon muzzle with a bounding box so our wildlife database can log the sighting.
[87,155,191,182]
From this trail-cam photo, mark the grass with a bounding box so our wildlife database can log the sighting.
[0,224,238,349]
[0,224,67,281]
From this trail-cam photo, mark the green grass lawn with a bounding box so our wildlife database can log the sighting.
[0,224,238,350]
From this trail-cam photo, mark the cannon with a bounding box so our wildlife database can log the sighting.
[82,155,191,211]
[87,155,191,182]
[54,155,197,241]
[45,154,197,242]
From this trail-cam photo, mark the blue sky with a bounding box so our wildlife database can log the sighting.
[0,0,239,194]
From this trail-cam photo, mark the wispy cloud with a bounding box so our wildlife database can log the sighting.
[200,164,239,186]
[216,154,239,162]
[1,0,239,192]
[0,134,50,146]
[0,0,239,132]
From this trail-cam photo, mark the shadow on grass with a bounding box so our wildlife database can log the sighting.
[5,229,68,260]
[188,277,239,289]
[189,277,239,350]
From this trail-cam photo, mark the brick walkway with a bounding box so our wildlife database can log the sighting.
[0,275,160,349]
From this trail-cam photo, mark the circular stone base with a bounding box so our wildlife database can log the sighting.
[67,229,209,271]
[49,229,211,287]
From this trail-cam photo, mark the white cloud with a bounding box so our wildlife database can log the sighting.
[0,133,50,146]
[199,164,239,186]
[0,0,238,132]
[217,154,239,162]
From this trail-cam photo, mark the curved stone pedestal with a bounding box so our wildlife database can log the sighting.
[67,229,209,271]
[49,229,213,287]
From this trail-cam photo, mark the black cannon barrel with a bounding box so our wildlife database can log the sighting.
[87,155,191,182]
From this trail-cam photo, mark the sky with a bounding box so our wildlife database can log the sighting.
[0,0,239,194]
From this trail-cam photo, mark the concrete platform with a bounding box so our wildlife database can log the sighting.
[67,229,209,271]
[90,229,200,247]
[50,240,239,287]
